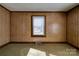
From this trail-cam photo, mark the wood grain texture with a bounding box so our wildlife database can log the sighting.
[11,12,66,42]
[67,5,79,48]
[0,6,10,46]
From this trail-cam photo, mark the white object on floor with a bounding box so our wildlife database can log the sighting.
[27,48,46,56]
[49,54,56,56]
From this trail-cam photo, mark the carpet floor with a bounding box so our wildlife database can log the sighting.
[0,43,79,56]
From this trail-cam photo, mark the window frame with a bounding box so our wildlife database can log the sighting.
[31,15,46,37]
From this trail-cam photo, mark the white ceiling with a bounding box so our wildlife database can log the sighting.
[1,3,78,11]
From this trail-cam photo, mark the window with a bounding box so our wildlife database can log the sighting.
[31,15,46,37]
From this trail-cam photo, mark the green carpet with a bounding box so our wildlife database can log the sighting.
[0,43,79,56]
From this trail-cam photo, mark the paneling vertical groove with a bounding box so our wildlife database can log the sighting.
[67,5,79,48]
[11,13,66,42]
[0,6,10,46]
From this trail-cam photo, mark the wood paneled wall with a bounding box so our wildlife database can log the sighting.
[11,12,66,42]
[0,6,10,46]
[0,4,79,48]
[67,5,79,48]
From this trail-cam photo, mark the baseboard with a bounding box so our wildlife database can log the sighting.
[67,42,79,49]
[10,41,67,44]
[0,42,10,48]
